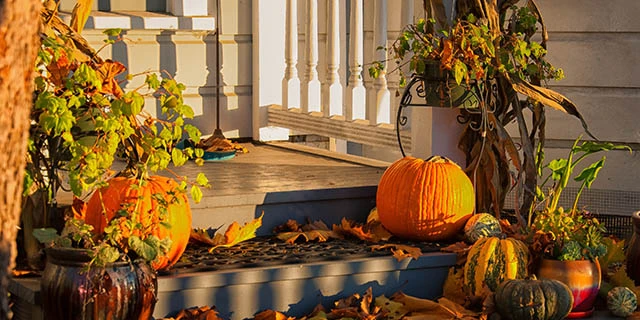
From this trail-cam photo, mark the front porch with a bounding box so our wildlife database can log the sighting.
[10,142,458,319]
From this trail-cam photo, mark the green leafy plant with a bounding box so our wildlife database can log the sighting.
[27,4,209,268]
[529,137,631,261]
[369,0,592,223]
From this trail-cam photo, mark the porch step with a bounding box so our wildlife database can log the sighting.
[181,142,390,235]
[9,251,457,319]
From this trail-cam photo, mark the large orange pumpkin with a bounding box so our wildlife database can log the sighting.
[83,175,192,270]
[376,156,474,241]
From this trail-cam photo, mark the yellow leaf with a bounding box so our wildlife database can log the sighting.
[370,244,422,262]
[209,213,263,252]
[253,310,295,320]
[442,267,468,306]
[70,0,94,34]
[375,295,407,320]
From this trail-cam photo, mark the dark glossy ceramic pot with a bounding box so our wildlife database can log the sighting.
[40,247,157,320]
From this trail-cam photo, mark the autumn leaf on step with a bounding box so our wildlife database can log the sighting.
[442,267,468,306]
[437,297,479,319]
[274,219,342,244]
[390,292,453,319]
[441,241,472,266]
[190,227,219,246]
[207,213,264,252]
[334,218,392,242]
[253,310,295,320]
[367,207,379,223]
[370,244,422,262]
[375,295,408,320]
[164,305,224,320]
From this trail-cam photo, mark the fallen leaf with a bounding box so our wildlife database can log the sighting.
[208,213,263,252]
[441,241,471,266]
[274,219,342,244]
[438,297,479,318]
[189,214,263,251]
[370,244,422,262]
[375,295,408,320]
[334,218,392,242]
[254,310,295,320]
[190,228,220,246]
[442,267,468,306]
[366,207,379,223]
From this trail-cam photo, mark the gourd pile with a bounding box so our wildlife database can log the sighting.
[376,156,640,318]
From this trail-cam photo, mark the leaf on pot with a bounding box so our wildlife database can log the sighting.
[370,244,422,262]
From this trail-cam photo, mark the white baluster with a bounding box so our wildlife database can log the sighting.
[283,0,300,110]
[324,0,342,117]
[301,0,322,113]
[346,0,366,121]
[372,0,390,124]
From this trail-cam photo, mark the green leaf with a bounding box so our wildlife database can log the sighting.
[574,158,605,189]
[93,244,120,266]
[146,74,161,90]
[32,228,59,244]
[547,158,568,181]
[171,148,188,166]
[128,235,157,262]
[190,185,203,203]
[195,173,209,187]
[102,28,122,37]
[184,124,202,142]
[453,60,467,85]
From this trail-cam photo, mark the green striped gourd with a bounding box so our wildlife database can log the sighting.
[463,236,529,298]
[607,286,638,317]
[463,213,502,243]
[495,277,573,320]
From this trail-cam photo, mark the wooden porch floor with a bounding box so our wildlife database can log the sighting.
[174,141,389,197]
[169,141,391,234]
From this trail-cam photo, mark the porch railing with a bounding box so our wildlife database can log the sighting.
[265,0,420,154]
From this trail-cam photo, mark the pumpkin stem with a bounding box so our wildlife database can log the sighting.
[425,155,460,168]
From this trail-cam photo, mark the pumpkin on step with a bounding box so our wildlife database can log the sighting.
[83,176,192,271]
[376,156,474,241]
[463,236,529,298]
[495,277,573,320]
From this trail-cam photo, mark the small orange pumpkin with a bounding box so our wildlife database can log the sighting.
[376,156,474,241]
[83,175,192,270]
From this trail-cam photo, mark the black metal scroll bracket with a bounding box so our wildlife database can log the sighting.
[395,74,496,157]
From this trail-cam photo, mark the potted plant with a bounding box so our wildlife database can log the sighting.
[27,3,209,319]
[528,137,630,318]
[369,1,593,223]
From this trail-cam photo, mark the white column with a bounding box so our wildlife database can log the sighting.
[283,0,300,110]
[301,0,322,113]
[324,0,343,117]
[346,0,366,121]
[401,0,414,24]
[372,0,391,124]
